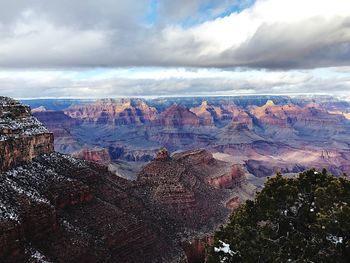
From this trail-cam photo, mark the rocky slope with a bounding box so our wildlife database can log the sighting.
[0,97,250,263]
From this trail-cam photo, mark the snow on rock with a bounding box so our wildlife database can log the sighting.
[214,240,239,256]
[327,235,344,245]
[28,248,53,263]
[0,97,54,172]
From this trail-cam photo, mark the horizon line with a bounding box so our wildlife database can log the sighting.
[17,92,336,100]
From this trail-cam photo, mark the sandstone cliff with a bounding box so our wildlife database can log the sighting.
[72,147,111,164]
[0,97,53,172]
[65,98,158,126]
[158,104,200,127]
[33,110,80,153]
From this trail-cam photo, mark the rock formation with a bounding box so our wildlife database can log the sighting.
[207,164,247,189]
[0,97,54,172]
[190,101,236,126]
[28,97,350,179]
[33,110,80,153]
[138,149,232,229]
[158,104,200,127]
[72,147,111,164]
[249,100,346,139]
[65,98,157,126]
[0,97,250,263]
[155,147,170,160]
[190,101,217,126]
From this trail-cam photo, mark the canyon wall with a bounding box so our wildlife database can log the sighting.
[0,97,54,172]
[1,97,250,262]
[28,96,350,179]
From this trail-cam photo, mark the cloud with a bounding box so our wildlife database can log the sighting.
[0,0,349,69]
[0,67,349,98]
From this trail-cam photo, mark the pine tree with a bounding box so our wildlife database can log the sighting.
[207,169,350,262]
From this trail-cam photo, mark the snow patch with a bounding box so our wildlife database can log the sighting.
[214,240,239,256]
[327,235,343,245]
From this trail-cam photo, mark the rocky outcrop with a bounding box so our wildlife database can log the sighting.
[0,153,167,262]
[65,99,157,126]
[138,149,230,229]
[158,104,200,127]
[72,147,111,164]
[155,148,170,160]
[207,164,246,189]
[190,101,217,126]
[108,145,158,162]
[249,100,346,139]
[0,97,54,172]
[182,235,214,263]
[225,196,241,209]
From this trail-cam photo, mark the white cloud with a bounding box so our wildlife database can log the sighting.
[0,0,349,69]
[0,0,350,97]
[0,67,349,98]
[159,0,350,68]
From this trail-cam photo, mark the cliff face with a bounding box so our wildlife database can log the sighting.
[207,164,247,189]
[158,104,201,127]
[72,147,111,164]
[0,97,248,263]
[64,98,158,126]
[190,101,217,126]
[249,101,346,138]
[0,97,54,172]
[30,97,350,179]
[33,110,80,154]
[138,149,231,229]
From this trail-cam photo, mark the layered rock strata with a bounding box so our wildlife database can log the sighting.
[0,97,53,172]
[0,97,248,263]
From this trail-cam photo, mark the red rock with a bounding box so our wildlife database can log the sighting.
[138,149,234,230]
[182,235,214,263]
[225,196,241,209]
[1,98,246,263]
[0,97,54,172]
[65,99,157,126]
[207,164,246,189]
[158,104,200,127]
[250,100,346,132]
[72,147,111,164]
[155,147,170,160]
[190,100,216,126]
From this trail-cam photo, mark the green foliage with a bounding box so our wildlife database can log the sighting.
[207,169,350,263]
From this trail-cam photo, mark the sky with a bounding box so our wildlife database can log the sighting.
[0,0,350,98]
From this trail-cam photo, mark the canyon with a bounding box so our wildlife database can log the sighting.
[0,97,252,262]
[29,96,350,185]
[2,95,350,262]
